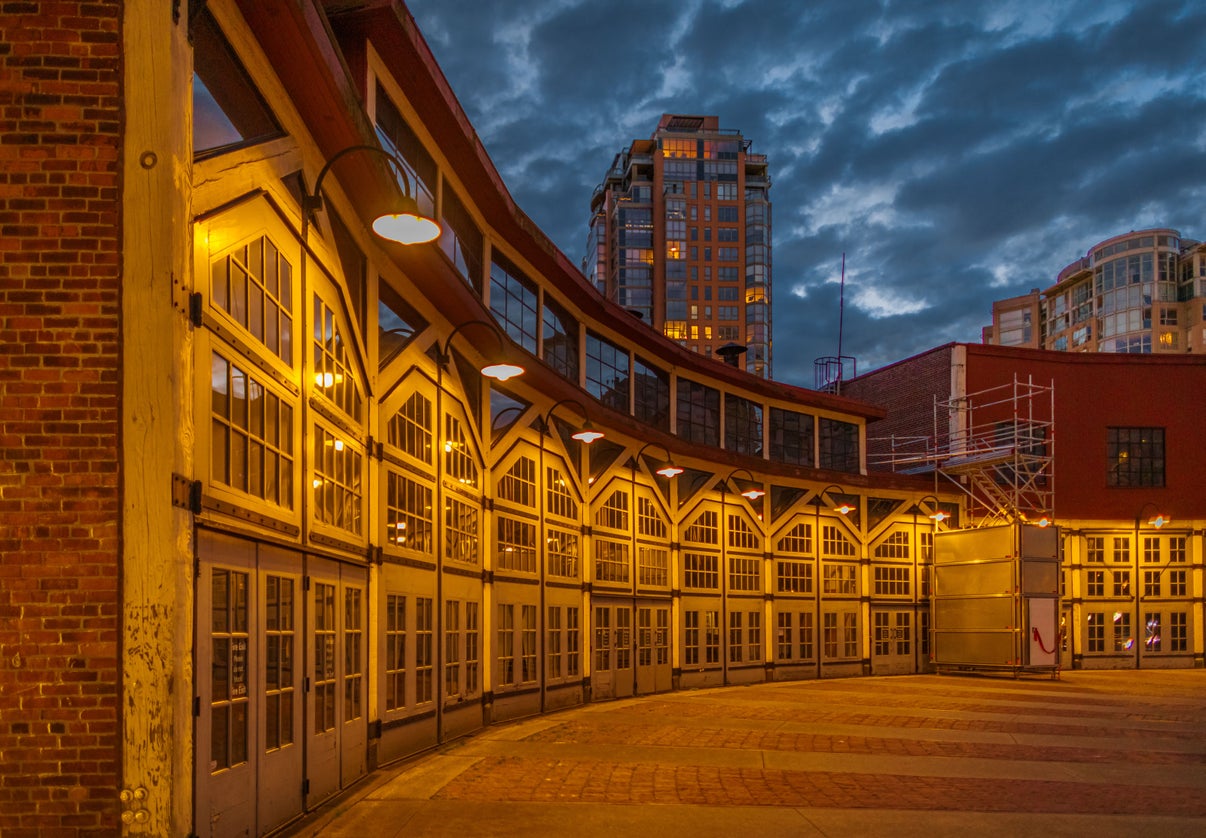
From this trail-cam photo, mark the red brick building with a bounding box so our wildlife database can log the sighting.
[845,343,1206,670]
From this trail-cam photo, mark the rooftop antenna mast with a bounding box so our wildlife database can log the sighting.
[812,251,856,392]
[836,252,845,393]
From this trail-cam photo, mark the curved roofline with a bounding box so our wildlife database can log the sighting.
[244,0,883,422]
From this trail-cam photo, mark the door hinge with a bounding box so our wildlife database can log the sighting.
[302,778,310,796]
[193,696,200,717]
[304,676,311,693]
[189,292,203,327]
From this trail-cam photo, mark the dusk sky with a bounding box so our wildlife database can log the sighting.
[406,0,1206,388]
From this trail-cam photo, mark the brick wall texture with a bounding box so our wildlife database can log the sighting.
[842,346,953,467]
[0,2,122,834]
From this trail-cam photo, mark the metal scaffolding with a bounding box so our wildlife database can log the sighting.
[871,375,1055,528]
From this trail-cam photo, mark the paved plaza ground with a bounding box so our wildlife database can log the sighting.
[285,670,1206,837]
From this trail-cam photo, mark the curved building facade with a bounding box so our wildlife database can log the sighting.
[985,229,1206,353]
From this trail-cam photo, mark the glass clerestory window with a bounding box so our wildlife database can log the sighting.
[633,356,670,432]
[439,184,483,292]
[191,6,282,158]
[677,378,719,447]
[818,417,859,473]
[542,296,578,382]
[374,82,436,218]
[585,331,629,414]
[724,394,762,457]
[490,254,538,354]
[770,407,814,467]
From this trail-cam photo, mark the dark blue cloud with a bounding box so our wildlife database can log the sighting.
[407,0,1206,387]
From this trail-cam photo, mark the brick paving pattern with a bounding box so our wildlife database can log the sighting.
[289,671,1206,836]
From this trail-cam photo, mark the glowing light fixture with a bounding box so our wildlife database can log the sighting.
[304,143,439,245]
[436,320,525,382]
[480,362,525,382]
[656,463,684,479]
[723,468,765,501]
[571,424,605,444]
[542,397,605,445]
[1148,514,1170,529]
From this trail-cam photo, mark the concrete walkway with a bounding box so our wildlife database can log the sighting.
[284,671,1206,837]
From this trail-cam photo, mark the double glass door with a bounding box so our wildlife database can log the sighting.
[195,532,366,837]
[592,599,671,700]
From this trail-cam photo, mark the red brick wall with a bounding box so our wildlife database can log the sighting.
[0,2,122,834]
[842,345,954,467]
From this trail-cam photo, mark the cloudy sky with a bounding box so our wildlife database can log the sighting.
[406,0,1206,388]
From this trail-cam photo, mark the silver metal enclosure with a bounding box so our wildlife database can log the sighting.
[932,523,1060,677]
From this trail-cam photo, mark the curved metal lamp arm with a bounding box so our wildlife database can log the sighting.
[720,467,764,499]
[436,319,506,367]
[542,397,589,431]
[304,143,414,214]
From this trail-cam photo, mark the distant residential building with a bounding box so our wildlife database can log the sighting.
[984,229,1206,353]
[586,114,773,377]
